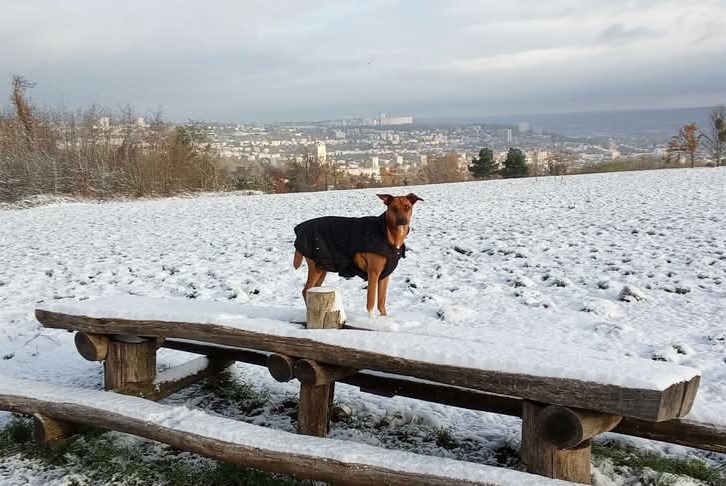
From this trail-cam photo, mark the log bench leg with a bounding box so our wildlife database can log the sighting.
[104,337,157,392]
[521,401,592,484]
[33,414,76,446]
[294,359,357,437]
[298,383,335,437]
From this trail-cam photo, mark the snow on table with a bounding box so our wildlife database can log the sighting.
[39,295,700,393]
[0,375,572,486]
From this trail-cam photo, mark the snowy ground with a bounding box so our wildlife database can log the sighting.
[1,168,725,484]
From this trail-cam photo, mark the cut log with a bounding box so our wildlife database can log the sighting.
[104,338,157,392]
[74,332,109,361]
[33,414,75,445]
[294,359,357,386]
[267,353,296,383]
[298,383,334,437]
[306,288,345,329]
[541,406,622,449]
[521,401,592,484]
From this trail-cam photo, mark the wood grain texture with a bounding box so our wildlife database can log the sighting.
[103,339,157,391]
[306,289,344,329]
[33,414,75,445]
[297,383,333,437]
[74,332,109,361]
[36,309,698,421]
[267,353,296,383]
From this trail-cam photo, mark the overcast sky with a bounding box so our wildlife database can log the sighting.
[2,0,725,122]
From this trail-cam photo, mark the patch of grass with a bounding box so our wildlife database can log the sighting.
[429,427,459,450]
[0,415,313,485]
[199,370,271,415]
[594,441,726,486]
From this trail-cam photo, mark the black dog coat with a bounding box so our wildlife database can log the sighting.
[294,212,405,281]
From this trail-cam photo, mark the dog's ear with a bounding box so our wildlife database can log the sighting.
[406,193,424,205]
[377,194,394,206]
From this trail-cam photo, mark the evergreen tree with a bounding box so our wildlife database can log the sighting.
[468,147,497,179]
[501,148,528,178]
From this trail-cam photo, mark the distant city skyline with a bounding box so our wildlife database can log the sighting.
[2,1,725,122]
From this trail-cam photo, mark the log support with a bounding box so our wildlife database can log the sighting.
[298,382,335,437]
[521,401,593,484]
[294,359,357,386]
[294,359,353,437]
[267,353,296,382]
[541,405,622,449]
[104,337,157,392]
[33,414,76,445]
[74,332,109,361]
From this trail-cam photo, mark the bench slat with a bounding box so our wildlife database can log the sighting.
[36,296,700,422]
[0,376,572,486]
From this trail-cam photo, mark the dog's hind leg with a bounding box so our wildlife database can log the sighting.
[302,258,322,304]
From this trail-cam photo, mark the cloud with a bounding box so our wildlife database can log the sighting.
[0,0,724,121]
[597,23,658,44]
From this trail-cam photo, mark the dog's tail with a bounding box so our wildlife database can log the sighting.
[293,250,303,269]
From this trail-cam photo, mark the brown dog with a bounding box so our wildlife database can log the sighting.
[293,193,423,317]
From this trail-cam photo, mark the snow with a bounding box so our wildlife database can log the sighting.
[153,356,209,385]
[0,375,571,485]
[39,294,700,393]
[2,167,726,481]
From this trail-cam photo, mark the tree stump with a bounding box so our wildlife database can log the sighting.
[306,288,346,329]
[104,337,157,392]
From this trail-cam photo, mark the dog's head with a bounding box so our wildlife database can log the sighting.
[377,193,423,226]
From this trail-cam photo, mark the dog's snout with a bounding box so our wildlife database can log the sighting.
[396,217,409,226]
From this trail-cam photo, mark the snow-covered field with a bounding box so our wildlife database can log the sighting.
[1,168,725,484]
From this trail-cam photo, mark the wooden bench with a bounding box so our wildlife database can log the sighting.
[0,375,573,486]
[32,295,702,484]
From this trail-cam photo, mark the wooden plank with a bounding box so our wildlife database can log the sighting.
[1,391,568,486]
[157,339,725,455]
[36,309,698,421]
[521,401,592,484]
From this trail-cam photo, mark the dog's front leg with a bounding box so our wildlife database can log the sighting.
[366,271,380,318]
[377,276,389,316]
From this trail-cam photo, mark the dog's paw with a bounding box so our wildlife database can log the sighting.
[368,310,376,319]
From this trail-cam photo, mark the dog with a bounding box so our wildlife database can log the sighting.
[293,193,423,317]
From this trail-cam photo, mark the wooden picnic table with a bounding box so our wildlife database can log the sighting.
[29,295,702,485]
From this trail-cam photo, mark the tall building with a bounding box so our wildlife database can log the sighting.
[371,156,379,170]
[316,142,327,163]
[505,129,512,144]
